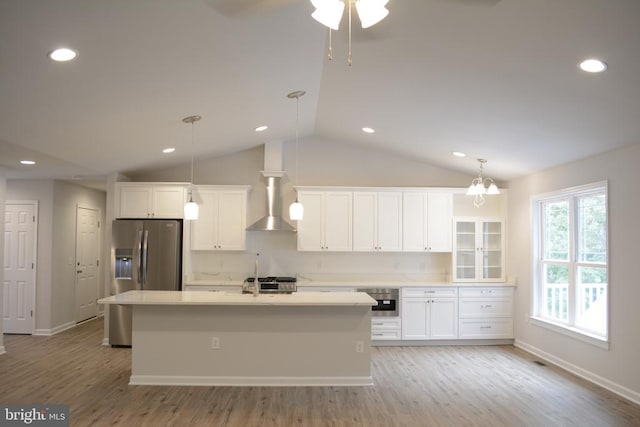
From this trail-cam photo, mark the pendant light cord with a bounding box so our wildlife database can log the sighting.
[295,95,300,200]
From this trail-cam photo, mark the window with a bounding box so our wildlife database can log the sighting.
[532,182,608,342]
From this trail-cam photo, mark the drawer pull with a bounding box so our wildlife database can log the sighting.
[372,333,385,336]
[480,325,492,329]
[425,291,435,294]
[372,322,384,326]
[481,304,493,308]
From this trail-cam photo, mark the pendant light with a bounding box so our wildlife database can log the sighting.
[288,90,306,221]
[182,115,201,220]
[466,158,500,208]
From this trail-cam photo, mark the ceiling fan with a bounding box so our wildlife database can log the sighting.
[205,0,500,18]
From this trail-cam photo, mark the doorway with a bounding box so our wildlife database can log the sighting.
[3,201,37,334]
[75,205,101,323]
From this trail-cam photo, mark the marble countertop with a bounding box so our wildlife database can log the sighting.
[98,290,377,306]
[183,273,516,288]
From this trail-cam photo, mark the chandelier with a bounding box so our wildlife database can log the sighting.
[466,158,500,208]
[311,0,390,66]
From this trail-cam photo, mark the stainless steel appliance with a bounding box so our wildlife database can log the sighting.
[242,277,297,294]
[110,219,182,346]
[357,288,400,317]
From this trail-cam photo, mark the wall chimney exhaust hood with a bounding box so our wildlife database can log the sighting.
[246,142,296,232]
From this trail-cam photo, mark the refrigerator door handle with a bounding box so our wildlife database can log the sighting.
[137,229,144,284]
[142,229,149,286]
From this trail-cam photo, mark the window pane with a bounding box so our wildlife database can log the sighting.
[542,263,569,322]
[575,266,607,336]
[543,201,569,261]
[577,194,607,263]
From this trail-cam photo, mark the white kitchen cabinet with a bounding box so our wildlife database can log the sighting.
[116,183,186,218]
[402,192,452,252]
[297,191,352,252]
[458,286,513,339]
[190,186,249,251]
[401,288,458,340]
[371,317,402,341]
[452,217,505,282]
[353,191,403,252]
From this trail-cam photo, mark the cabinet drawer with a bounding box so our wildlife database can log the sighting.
[459,287,513,298]
[459,298,513,318]
[371,318,401,330]
[403,287,458,298]
[371,329,402,340]
[458,318,513,339]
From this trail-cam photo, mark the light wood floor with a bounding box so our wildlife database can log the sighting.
[1,318,639,427]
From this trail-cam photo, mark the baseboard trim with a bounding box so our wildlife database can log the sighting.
[373,339,514,347]
[0,346,5,355]
[514,339,640,406]
[102,338,110,346]
[129,375,374,387]
[33,321,76,336]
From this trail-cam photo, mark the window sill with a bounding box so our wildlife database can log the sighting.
[529,316,609,350]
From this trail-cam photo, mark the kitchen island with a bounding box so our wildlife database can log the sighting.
[98,290,376,386]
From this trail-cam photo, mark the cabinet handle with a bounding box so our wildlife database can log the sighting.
[481,304,493,308]
[425,291,435,294]
[480,326,492,329]
[372,322,384,326]
[372,333,385,336]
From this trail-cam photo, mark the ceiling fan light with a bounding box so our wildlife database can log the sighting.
[289,201,304,221]
[184,200,199,220]
[355,0,389,28]
[311,0,345,30]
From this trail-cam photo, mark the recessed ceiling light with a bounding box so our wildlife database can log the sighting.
[362,127,375,134]
[579,58,607,73]
[453,151,466,158]
[20,160,36,165]
[48,48,78,62]
[255,125,268,132]
[162,148,176,154]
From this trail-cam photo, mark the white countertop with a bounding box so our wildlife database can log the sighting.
[183,273,516,288]
[98,290,377,307]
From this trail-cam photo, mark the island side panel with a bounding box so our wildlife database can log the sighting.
[130,304,372,386]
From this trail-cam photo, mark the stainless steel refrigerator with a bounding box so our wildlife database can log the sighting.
[110,219,182,346]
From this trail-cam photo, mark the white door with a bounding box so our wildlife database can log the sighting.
[218,191,246,250]
[323,192,352,252]
[426,193,453,252]
[429,298,458,339]
[352,192,377,251]
[3,202,36,334]
[75,206,100,323]
[296,192,324,251]
[377,192,403,252]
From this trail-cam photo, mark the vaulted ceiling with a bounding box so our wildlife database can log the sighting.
[1,0,639,185]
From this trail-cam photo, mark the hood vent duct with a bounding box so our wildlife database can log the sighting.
[246,142,296,232]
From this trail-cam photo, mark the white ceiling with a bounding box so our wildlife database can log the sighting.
[1,0,639,185]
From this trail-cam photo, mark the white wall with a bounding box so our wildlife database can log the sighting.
[0,172,6,354]
[135,137,505,280]
[507,142,640,401]
[6,179,106,332]
[51,181,106,327]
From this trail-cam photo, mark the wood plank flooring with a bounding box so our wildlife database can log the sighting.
[1,318,639,426]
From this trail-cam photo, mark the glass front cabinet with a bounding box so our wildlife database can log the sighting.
[453,218,505,282]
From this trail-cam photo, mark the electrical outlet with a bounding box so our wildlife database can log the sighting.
[211,337,220,349]
[355,341,364,353]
